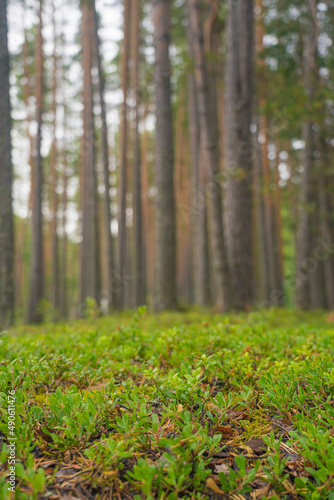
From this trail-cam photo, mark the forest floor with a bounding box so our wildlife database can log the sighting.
[1,309,334,499]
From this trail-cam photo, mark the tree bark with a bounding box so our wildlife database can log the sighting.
[253,112,270,303]
[153,0,177,311]
[132,0,146,306]
[186,54,211,306]
[50,0,59,319]
[16,32,33,310]
[0,0,14,327]
[187,0,231,311]
[318,140,334,309]
[92,4,115,311]
[295,0,317,310]
[118,0,131,309]
[274,140,284,299]
[80,0,100,308]
[28,0,44,324]
[224,0,254,311]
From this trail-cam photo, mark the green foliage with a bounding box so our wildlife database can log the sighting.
[0,310,334,498]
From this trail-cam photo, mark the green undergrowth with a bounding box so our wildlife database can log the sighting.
[0,308,334,499]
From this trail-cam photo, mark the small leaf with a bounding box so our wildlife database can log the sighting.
[206,477,224,494]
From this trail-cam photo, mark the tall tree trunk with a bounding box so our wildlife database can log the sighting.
[132,0,146,306]
[28,0,44,324]
[253,113,270,302]
[118,0,131,309]
[254,0,278,299]
[309,178,326,309]
[274,140,284,297]
[175,90,189,303]
[92,4,115,311]
[187,67,211,306]
[188,0,231,312]
[50,0,59,319]
[60,144,68,319]
[186,12,211,306]
[153,0,177,311]
[0,0,14,327]
[142,112,154,305]
[224,0,254,311]
[59,27,69,320]
[318,140,334,309]
[295,0,317,310]
[16,31,33,310]
[80,0,100,308]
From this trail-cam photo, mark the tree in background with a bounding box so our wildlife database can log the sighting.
[295,0,317,310]
[92,2,115,311]
[80,0,100,307]
[153,0,177,311]
[186,25,211,307]
[27,0,45,324]
[132,0,146,307]
[0,0,14,327]
[187,0,231,312]
[224,0,254,311]
[50,0,60,319]
[253,0,283,305]
[3,0,334,323]
[118,0,130,309]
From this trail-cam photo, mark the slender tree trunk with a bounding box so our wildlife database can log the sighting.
[318,140,334,309]
[118,0,130,309]
[50,0,59,319]
[274,139,284,298]
[0,0,14,327]
[92,4,115,311]
[28,0,44,324]
[254,0,278,299]
[153,0,177,311]
[60,144,68,319]
[80,0,99,307]
[186,14,211,306]
[309,180,326,309]
[16,32,33,309]
[58,26,69,320]
[175,91,189,303]
[188,0,231,312]
[224,0,254,311]
[253,113,270,302]
[295,0,317,309]
[142,112,154,305]
[132,0,146,306]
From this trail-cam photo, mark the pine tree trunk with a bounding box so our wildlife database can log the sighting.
[318,140,334,309]
[153,0,177,311]
[142,111,154,306]
[50,0,59,320]
[92,4,115,311]
[188,0,231,312]
[274,143,284,298]
[132,0,146,306]
[0,0,14,327]
[28,0,44,324]
[60,144,68,319]
[253,113,270,303]
[118,0,130,309]
[187,74,211,305]
[224,0,254,311]
[295,1,317,310]
[16,32,33,310]
[80,0,100,308]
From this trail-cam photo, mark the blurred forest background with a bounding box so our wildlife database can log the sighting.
[0,0,334,326]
